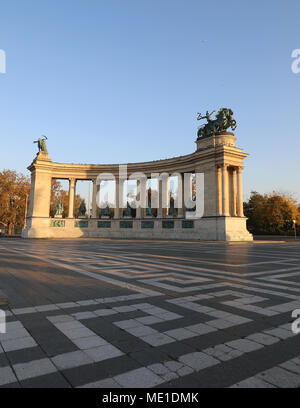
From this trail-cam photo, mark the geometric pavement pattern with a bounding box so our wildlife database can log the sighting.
[0,238,299,388]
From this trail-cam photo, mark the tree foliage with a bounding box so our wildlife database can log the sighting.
[0,170,31,234]
[244,191,300,235]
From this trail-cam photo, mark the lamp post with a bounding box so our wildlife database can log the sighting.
[292,220,297,241]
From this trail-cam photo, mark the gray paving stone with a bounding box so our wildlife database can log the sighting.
[280,361,300,375]
[72,335,108,350]
[114,367,164,388]
[179,352,219,371]
[140,333,174,347]
[177,366,194,376]
[114,319,143,329]
[206,319,236,329]
[61,327,95,340]
[56,302,79,309]
[77,300,98,306]
[148,363,170,375]
[94,309,117,316]
[71,311,97,320]
[113,306,136,313]
[126,325,157,337]
[162,372,179,382]
[164,328,197,340]
[225,339,264,353]
[0,327,30,341]
[1,336,37,352]
[164,360,184,372]
[264,328,294,340]
[12,307,37,315]
[54,320,83,330]
[186,323,217,335]
[0,366,17,385]
[246,332,279,346]
[230,376,276,388]
[35,305,59,312]
[79,378,121,388]
[13,358,57,381]
[135,316,163,325]
[84,344,123,362]
[257,367,300,388]
[51,350,94,370]
[47,315,75,324]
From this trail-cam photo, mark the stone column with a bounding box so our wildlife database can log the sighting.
[161,174,169,217]
[136,179,141,218]
[157,178,163,218]
[231,168,237,216]
[140,177,147,218]
[114,178,120,218]
[236,167,244,217]
[114,177,125,218]
[68,178,76,218]
[221,165,229,216]
[92,179,97,218]
[217,166,222,216]
[177,173,185,218]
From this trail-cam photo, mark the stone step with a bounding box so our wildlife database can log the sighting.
[0,289,9,306]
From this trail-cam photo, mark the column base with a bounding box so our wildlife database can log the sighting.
[22,216,253,241]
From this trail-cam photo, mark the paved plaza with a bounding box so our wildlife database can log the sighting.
[0,238,299,388]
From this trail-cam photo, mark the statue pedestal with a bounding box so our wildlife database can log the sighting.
[78,216,86,219]
[195,132,236,151]
[101,216,110,219]
[54,215,63,219]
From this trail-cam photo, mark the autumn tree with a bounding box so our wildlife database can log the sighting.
[0,170,31,234]
[244,191,300,235]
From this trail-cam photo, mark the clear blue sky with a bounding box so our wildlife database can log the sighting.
[0,0,299,202]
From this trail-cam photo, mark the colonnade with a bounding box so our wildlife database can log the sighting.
[65,166,244,219]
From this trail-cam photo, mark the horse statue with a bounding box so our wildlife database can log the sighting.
[197,108,237,139]
[33,135,48,153]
